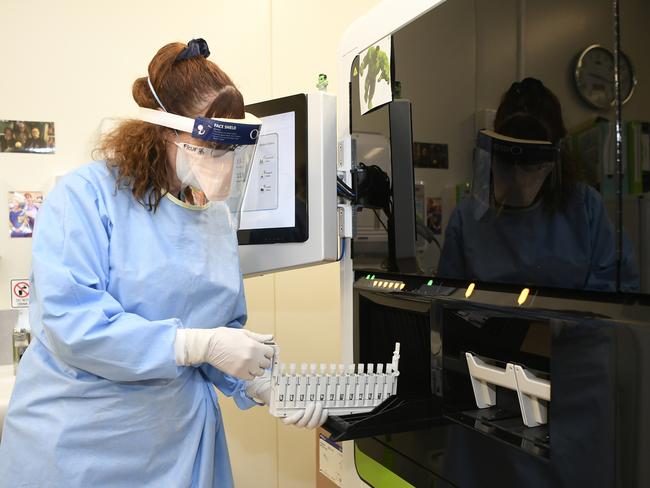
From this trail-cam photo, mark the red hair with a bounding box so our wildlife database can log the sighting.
[97,42,244,211]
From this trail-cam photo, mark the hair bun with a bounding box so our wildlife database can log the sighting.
[176,38,210,61]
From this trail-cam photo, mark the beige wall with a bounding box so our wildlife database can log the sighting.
[0,0,274,309]
[1,1,379,487]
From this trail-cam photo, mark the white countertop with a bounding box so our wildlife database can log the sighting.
[0,364,16,439]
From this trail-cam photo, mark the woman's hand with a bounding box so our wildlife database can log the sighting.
[175,328,274,380]
[246,376,328,429]
[282,402,328,429]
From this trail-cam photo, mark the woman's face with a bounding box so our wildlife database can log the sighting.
[492,159,555,207]
[165,130,226,193]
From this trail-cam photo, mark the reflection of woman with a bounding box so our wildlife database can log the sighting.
[438,78,639,292]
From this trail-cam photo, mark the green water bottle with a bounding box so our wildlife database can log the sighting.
[12,309,31,374]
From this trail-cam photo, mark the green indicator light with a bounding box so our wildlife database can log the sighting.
[427,280,433,286]
[366,274,370,279]
[371,275,376,280]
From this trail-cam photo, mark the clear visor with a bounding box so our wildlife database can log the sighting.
[138,107,261,231]
[471,130,559,219]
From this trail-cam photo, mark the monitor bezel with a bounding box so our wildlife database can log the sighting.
[238,93,309,245]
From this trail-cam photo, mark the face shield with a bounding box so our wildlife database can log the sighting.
[471,130,560,220]
[138,107,261,230]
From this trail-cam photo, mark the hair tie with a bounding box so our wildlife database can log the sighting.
[176,38,210,61]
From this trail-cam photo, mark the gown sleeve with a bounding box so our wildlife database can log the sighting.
[198,285,259,410]
[30,174,183,382]
[584,187,640,292]
[200,364,258,410]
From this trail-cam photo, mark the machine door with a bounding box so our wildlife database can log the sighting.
[324,284,448,441]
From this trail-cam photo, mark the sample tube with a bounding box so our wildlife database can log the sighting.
[335,364,346,408]
[316,364,328,403]
[391,343,400,396]
[286,363,298,408]
[383,364,393,400]
[275,363,288,409]
[374,363,385,406]
[326,363,338,407]
[307,363,318,403]
[345,364,356,407]
[364,364,376,407]
[268,343,280,378]
[355,364,367,407]
[296,363,308,408]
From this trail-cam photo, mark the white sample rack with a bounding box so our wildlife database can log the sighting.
[268,343,401,418]
[465,352,551,428]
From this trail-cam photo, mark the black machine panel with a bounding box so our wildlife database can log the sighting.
[341,1,650,486]
[349,0,650,297]
[323,273,650,487]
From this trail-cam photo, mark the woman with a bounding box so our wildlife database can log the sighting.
[438,77,639,292]
[0,39,325,487]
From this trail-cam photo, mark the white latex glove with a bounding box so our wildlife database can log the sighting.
[245,375,272,405]
[175,328,274,380]
[283,402,329,429]
[245,377,327,429]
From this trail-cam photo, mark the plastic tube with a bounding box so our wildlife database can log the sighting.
[275,363,287,407]
[326,363,338,406]
[344,364,356,407]
[364,364,376,407]
[286,363,297,407]
[383,364,393,400]
[374,364,385,406]
[316,364,328,403]
[296,363,308,408]
[355,364,367,407]
[335,364,346,407]
[307,363,318,403]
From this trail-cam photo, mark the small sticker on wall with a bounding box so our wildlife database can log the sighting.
[318,433,343,486]
[359,35,392,115]
[9,191,43,238]
[427,197,442,235]
[11,279,30,308]
[413,142,449,169]
[1,120,55,153]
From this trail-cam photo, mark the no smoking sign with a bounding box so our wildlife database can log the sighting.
[11,279,30,308]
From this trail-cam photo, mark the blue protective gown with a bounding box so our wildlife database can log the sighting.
[438,183,640,292]
[0,162,257,487]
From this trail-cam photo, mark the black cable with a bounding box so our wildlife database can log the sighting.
[337,179,355,197]
[337,238,346,261]
[431,235,442,252]
[337,185,355,198]
[337,177,354,194]
[415,222,442,252]
[337,185,355,201]
[373,209,388,232]
[337,179,355,195]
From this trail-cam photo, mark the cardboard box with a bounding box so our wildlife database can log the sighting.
[316,428,343,488]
